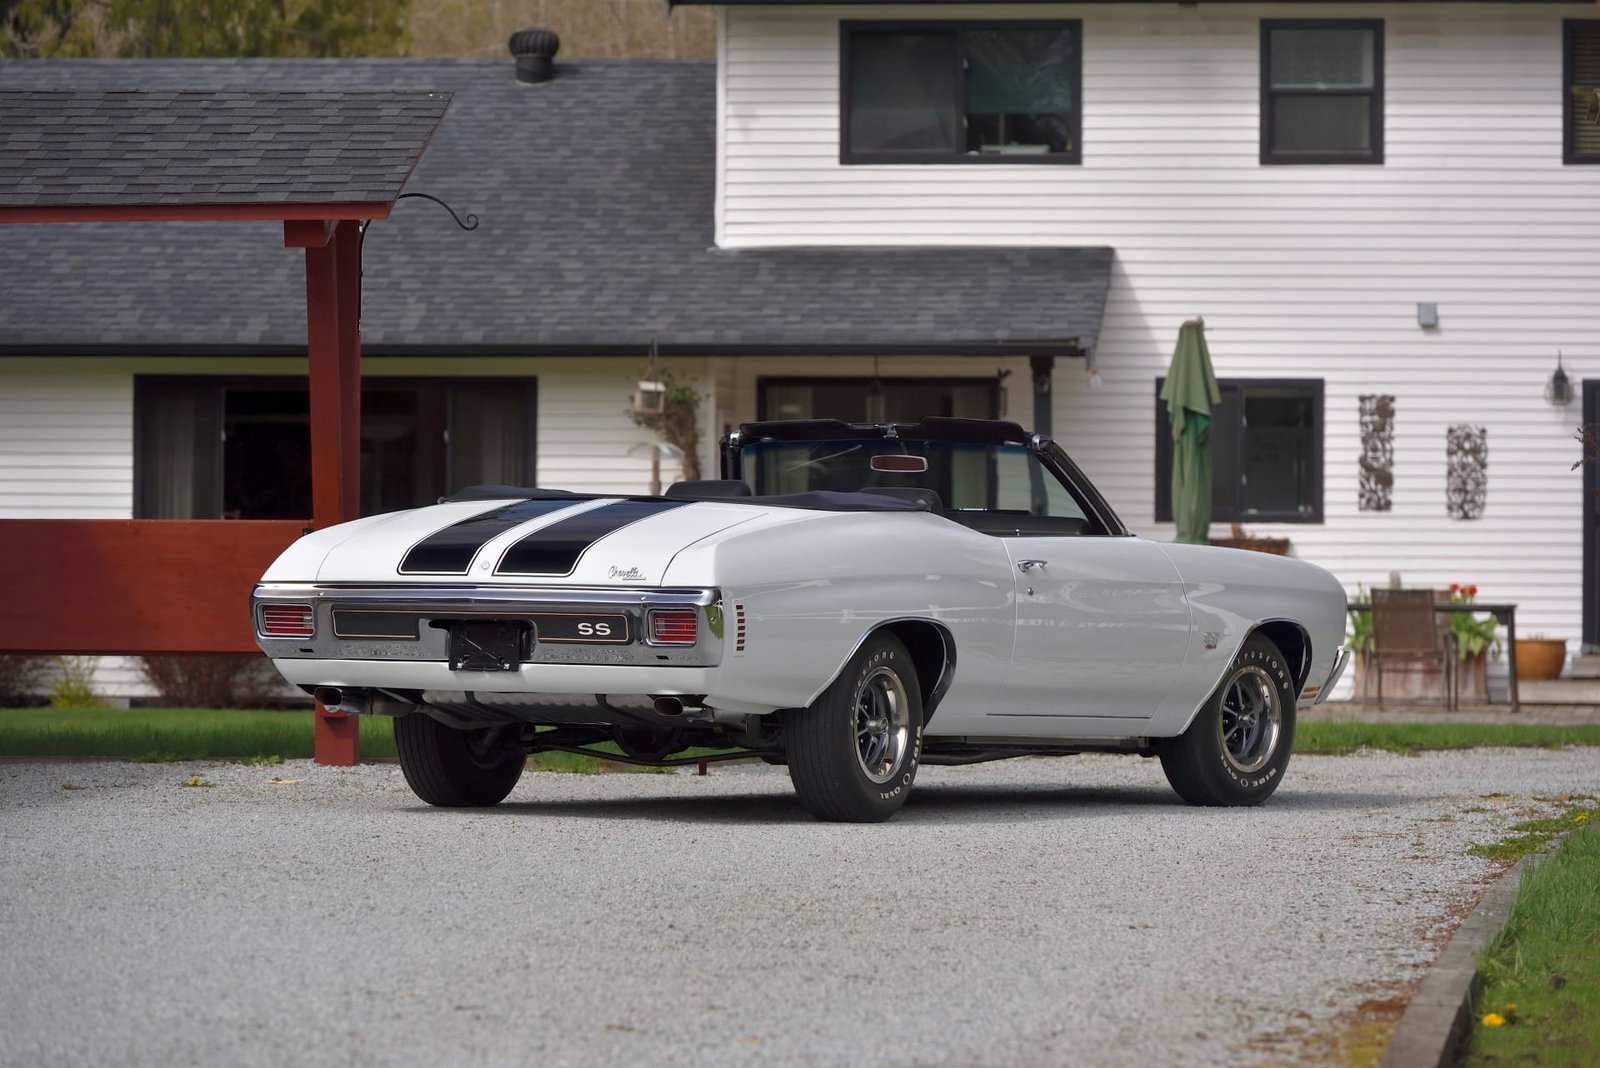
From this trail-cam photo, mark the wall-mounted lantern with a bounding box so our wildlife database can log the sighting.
[1545,352,1573,407]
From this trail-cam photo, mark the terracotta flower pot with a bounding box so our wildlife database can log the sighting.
[1513,638,1567,682]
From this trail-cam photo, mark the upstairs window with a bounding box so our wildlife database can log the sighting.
[841,21,1082,164]
[1261,20,1383,164]
[1567,21,1600,164]
[1155,379,1324,524]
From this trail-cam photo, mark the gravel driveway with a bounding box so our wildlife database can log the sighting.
[1,749,1594,1068]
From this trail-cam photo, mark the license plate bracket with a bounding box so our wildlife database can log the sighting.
[447,620,532,672]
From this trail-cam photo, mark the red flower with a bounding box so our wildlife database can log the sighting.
[1450,583,1461,593]
[1468,585,1479,597]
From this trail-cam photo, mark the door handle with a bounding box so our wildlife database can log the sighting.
[1017,559,1048,573]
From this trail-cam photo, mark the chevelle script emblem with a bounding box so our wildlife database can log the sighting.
[608,565,647,581]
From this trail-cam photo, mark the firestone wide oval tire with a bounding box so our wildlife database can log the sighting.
[394,714,526,807]
[785,632,923,823]
[1159,634,1297,807]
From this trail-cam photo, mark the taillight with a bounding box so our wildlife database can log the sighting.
[648,609,698,646]
[259,603,315,638]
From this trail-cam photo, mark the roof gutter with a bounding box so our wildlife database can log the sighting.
[0,340,1088,359]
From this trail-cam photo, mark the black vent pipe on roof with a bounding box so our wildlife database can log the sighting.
[510,28,560,84]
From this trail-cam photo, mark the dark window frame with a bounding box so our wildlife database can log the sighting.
[1260,19,1385,165]
[1153,377,1325,525]
[839,19,1084,166]
[756,375,1002,421]
[132,374,538,519]
[1565,20,1600,165]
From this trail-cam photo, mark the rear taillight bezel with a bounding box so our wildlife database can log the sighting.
[257,602,316,639]
[645,608,699,647]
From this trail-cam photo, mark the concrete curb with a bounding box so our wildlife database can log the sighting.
[1377,857,1528,1068]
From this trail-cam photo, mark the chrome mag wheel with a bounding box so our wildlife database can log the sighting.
[854,665,911,784]
[1218,665,1282,775]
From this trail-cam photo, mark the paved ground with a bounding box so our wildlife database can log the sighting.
[2,749,1596,1068]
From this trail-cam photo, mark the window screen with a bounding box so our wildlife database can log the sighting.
[1154,379,1324,524]
[1261,21,1383,164]
[843,22,1081,163]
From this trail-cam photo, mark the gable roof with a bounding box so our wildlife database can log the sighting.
[0,59,1112,357]
[0,89,448,210]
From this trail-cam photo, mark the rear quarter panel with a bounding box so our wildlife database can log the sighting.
[663,511,1016,729]
[1146,543,1348,736]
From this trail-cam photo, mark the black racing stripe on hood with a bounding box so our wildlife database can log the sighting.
[496,499,691,576]
[400,498,588,574]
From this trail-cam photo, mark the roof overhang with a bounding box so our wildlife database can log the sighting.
[0,202,393,225]
[0,89,449,224]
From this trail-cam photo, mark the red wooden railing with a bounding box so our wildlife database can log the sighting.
[0,519,304,654]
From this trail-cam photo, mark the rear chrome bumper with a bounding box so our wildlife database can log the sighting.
[269,656,716,698]
[252,583,723,668]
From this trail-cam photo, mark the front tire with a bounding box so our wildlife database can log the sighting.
[1159,634,1296,807]
[785,633,923,823]
[394,714,525,807]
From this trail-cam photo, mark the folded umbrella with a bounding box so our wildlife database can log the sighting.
[1160,319,1221,545]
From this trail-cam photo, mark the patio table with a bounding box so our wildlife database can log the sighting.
[1347,601,1519,710]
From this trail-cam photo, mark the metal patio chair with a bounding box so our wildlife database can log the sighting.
[1370,588,1458,709]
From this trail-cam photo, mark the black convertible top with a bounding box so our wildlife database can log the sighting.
[730,416,1032,448]
[443,486,928,512]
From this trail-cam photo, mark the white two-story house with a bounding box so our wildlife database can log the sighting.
[1,1,1596,696]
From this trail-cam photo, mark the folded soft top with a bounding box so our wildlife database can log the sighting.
[444,485,929,512]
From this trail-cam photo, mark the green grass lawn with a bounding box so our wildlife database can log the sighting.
[0,706,684,773]
[1464,819,1600,1067]
[1295,721,1600,756]
[4,708,1598,768]
[0,706,397,762]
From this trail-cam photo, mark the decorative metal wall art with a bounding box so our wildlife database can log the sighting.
[1358,394,1395,511]
[1446,425,1487,520]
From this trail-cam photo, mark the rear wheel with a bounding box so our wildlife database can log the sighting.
[394,714,525,807]
[785,633,922,823]
[1159,634,1296,806]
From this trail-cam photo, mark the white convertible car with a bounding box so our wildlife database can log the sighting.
[253,417,1349,822]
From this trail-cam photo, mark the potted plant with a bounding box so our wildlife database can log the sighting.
[1513,636,1567,681]
[1444,583,1499,703]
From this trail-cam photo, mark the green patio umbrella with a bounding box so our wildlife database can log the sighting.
[1160,319,1222,545]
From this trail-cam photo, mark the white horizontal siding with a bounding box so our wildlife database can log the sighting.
[721,3,1599,686]
[0,370,132,518]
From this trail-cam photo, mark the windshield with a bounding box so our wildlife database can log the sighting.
[738,439,1091,522]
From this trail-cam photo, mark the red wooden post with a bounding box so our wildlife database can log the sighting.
[302,219,362,766]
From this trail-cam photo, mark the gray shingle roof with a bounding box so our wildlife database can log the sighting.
[0,89,449,207]
[0,59,1112,355]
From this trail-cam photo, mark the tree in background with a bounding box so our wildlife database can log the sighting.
[407,0,712,59]
[2,0,406,58]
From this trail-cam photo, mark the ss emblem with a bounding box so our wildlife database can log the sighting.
[577,622,612,637]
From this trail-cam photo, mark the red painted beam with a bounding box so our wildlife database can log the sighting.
[304,219,365,765]
[0,520,303,655]
[283,219,336,248]
[0,202,392,225]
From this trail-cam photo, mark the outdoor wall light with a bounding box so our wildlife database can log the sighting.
[1416,303,1438,329]
[1545,351,1573,407]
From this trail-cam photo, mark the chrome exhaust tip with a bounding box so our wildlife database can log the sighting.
[652,696,685,717]
[314,686,370,716]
